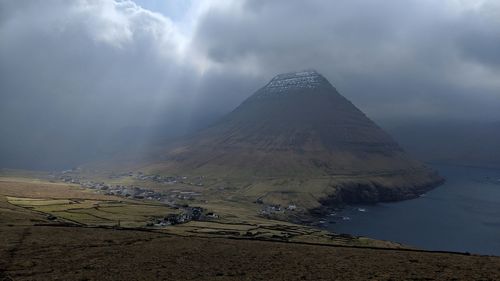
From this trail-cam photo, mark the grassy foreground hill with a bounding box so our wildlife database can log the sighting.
[1,173,499,280]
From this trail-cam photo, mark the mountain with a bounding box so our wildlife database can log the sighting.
[142,70,444,208]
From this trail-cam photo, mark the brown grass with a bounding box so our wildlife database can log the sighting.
[1,175,500,280]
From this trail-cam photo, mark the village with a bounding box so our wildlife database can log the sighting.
[258,203,297,217]
[58,170,204,201]
[57,170,304,227]
[57,171,215,227]
[147,207,219,227]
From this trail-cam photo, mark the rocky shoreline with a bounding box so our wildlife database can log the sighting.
[308,175,446,218]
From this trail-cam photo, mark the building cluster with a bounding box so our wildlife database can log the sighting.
[83,179,202,203]
[132,172,205,186]
[58,171,218,227]
[259,204,297,216]
[58,173,203,203]
[149,207,203,226]
[148,207,219,227]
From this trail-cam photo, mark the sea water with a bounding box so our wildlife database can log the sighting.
[325,165,500,255]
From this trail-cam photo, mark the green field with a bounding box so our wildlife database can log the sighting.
[7,196,178,227]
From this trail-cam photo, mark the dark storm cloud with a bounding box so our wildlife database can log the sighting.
[0,0,499,169]
[192,0,500,121]
[457,20,500,68]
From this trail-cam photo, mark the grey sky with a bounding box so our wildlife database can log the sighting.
[0,0,499,169]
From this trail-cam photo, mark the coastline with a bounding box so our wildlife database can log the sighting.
[307,172,445,218]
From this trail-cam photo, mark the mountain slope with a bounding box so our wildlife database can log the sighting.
[144,70,443,207]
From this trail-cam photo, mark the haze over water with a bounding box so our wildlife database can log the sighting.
[326,165,500,255]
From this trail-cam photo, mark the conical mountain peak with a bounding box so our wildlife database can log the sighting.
[147,70,443,206]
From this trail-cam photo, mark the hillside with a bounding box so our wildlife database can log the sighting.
[137,70,443,210]
[1,176,499,281]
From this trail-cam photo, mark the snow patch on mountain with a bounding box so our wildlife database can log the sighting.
[257,70,326,97]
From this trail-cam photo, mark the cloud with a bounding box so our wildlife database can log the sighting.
[0,0,499,168]
[191,0,500,120]
[0,0,194,168]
